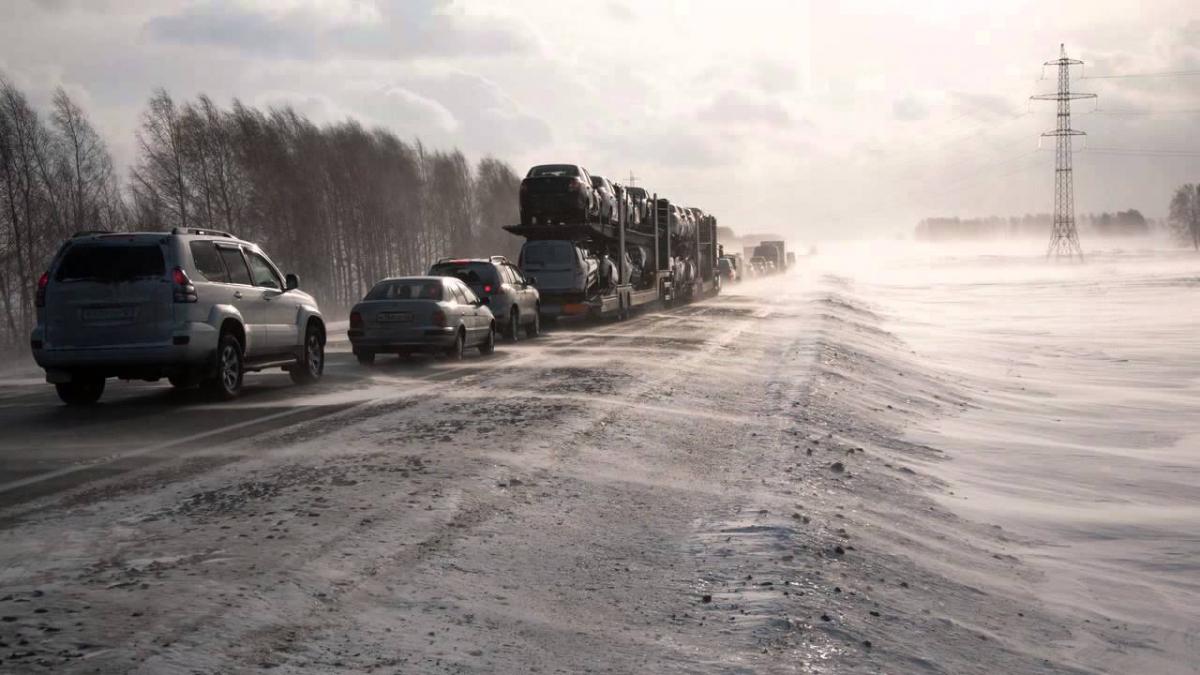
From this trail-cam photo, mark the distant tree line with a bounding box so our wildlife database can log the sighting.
[0,77,523,348]
[915,210,1151,241]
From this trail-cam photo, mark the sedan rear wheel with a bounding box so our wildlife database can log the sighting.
[508,310,520,343]
[479,323,496,355]
[445,330,465,361]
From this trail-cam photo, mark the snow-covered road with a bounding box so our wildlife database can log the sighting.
[1,250,1195,673]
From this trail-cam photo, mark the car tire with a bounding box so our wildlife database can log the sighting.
[355,350,375,366]
[55,378,105,405]
[479,323,496,355]
[525,309,541,338]
[205,333,244,400]
[290,323,324,385]
[445,330,465,360]
[507,309,520,343]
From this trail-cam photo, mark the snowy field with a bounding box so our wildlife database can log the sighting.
[0,242,1196,673]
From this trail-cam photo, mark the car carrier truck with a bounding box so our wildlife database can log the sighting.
[504,195,719,321]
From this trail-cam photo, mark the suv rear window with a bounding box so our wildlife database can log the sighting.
[428,262,500,287]
[527,164,580,178]
[56,244,165,283]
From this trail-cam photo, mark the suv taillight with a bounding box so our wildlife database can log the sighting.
[349,311,363,329]
[172,267,197,303]
[431,308,446,327]
[35,271,48,308]
[483,284,493,294]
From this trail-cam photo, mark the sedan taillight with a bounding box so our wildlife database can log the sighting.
[349,311,363,329]
[431,308,446,327]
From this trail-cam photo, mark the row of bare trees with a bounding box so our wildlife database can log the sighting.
[0,80,523,347]
[129,89,522,308]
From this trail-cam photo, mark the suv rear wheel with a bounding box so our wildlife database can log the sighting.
[55,378,105,405]
[290,323,324,385]
[206,333,244,400]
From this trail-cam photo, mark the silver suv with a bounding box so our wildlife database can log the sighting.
[31,228,326,404]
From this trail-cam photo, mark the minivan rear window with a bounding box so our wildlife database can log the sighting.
[521,241,574,267]
[55,244,165,283]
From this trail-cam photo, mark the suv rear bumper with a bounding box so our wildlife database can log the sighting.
[32,323,220,381]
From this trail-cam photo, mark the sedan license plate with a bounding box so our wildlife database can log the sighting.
[83,306,134,322]
[377,311,413,323]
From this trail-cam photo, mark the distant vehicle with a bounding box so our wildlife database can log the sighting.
[624,186,653,229]
[753,240,787,272]
[348,276,496,363]
[519,164,599,226]
[590,175,619,226]
[31,228,325,404]
[786,251,796,267]
[749,256,768,276]
[428,256,541,340]
[718,256,738,282]
[612,183,639,228]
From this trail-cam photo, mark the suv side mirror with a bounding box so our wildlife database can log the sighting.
[476,296,490,306]
[285,273,300,291]
[526,275,538,286]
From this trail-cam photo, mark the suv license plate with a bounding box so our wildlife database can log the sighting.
[377,312,412,323]
[83,307,134,321]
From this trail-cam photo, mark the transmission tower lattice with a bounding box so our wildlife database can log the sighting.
[1031,44,1096,260]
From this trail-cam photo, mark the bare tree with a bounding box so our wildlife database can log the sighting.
[131,89,190,229]
[51,88,120,232]
[1168,183,1200,251]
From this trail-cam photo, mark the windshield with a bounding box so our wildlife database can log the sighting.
[365,279,443,301]
[55,243,165,283]
[429,262,500,287]
[521,241,576,268]
[527,164,580,178]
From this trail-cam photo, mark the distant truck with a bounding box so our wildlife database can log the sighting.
[786,251,796,268]
[752,240,787,273]
[505,190,720,321]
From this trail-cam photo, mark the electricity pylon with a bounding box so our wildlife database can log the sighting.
[1032,44,1096,260]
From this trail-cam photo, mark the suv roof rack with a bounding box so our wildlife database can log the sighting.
[171,227,235,238]
[488,255,509,264]
[71,229,111,238]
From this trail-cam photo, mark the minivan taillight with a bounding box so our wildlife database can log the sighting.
[35,271,48,308]
[349,311,363,329]
[172,267,197,303]
[431,308,446,327]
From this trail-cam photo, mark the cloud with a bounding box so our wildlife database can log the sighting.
[697,90,792,127]
[144,0,535,61]
[606,2,635,22]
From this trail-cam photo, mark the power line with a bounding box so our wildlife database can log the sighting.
[1080,108,1200,116]
[1079,146,1200,157]
[1081,68,1200,80]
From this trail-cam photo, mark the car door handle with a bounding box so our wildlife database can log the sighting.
[233,291,243,299]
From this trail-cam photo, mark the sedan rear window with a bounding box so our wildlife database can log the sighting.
[56,244,165,283]
[527,164,581,178]
[366,280,443,301]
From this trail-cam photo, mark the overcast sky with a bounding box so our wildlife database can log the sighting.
[3,0,1198,239]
